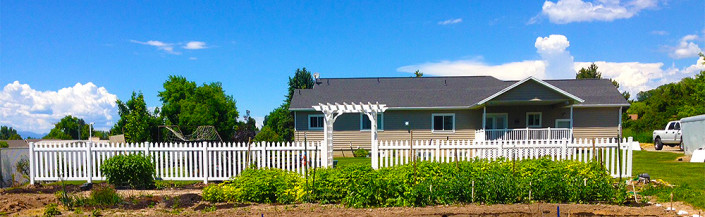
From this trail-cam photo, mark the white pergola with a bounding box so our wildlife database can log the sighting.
[313,102,388,169]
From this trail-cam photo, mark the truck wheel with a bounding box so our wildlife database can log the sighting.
[654,138,663,150]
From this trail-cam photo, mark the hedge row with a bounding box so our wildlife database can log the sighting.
[203,158,628,207]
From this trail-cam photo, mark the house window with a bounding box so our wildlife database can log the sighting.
[526,112,542,128]
[485,113,508,129]
[432,113,455,132]
[555,119,571,128]
[361,113,384,131]
[308,115,324,130]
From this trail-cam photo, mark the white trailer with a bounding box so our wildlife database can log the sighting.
[680,114,705,155]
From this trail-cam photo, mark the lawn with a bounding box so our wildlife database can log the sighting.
[631,151,705,209]
[336,157,371,167]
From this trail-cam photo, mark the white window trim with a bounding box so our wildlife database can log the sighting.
[485,113,508,130]
[555,119,571,129]
[308,114,324,130]
[360,113,384,131]
[526,112,542,128]
[431,113,455,133]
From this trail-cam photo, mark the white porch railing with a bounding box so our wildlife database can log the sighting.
[29,141,323,184]
[474,128,573,141]
[376,137,634,178]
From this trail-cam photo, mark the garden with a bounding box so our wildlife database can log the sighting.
[0,151,700,216]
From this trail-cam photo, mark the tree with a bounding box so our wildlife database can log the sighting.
[158,76,239,140]
[254,126,280,142]
[576,63,601,79]
[576,63,630,100]
[263,67,315,142]
[44,115,92,140]
[233,110,258,142]
[414,70,423,77]
[112,92,161,142]
[286,68,315,104]
[0,126,22,140]
[263,105,294,141]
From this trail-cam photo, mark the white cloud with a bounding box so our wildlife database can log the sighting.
[130,40,181,55]
[535,35,575,78]
[438,18,463,25]
[670,34,702,59]
[189,57,198,60]
[397,59,546,80]
[253,116,264,129]
[651,30,668,36]
[539,0,658,24]
[398,34,704,99]
[0,82,118,134]
[183,41,207,50]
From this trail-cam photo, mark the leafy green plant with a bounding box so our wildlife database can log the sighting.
[203,168,303,203]
[90,184,122,206]
[101,154,156,189]
[203,158,625,207]
[16,158,30,180]
[91,208,102,217]
[0,141,8,148]
[43,203,61,216]
[353,148,369,158]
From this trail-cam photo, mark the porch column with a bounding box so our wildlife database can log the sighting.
[322,112,342,168]
[482,106,486,130]
[570,105,574,139]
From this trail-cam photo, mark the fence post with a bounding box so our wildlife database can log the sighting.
[86,141,92,183]
[202,141,208,184]
[435,140,441,162]
[29,142,35,185]
[561,138,568,160]
[497,140,503,160]
[547,127,551,140]
[627,137,633,177]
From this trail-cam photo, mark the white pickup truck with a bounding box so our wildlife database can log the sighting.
[652,121,683,150]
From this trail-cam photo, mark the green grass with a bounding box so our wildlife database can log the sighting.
[632,151,705,209]
[336,157,371,167]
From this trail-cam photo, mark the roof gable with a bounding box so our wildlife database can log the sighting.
[475,77,584,106]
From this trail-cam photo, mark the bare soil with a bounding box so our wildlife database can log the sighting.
[2,184,696,217]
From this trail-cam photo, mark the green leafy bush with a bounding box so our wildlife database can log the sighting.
[353,148,369,158]
[43,203,61,216]
[203,158,626,207]
[101,154,155,189]
[0,141,8,148]
[203,168,303,204]
[90,184,122,206]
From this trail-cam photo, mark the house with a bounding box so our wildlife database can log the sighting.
[289,76,629,155]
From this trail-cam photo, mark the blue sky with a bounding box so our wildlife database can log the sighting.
[2,0,704,135]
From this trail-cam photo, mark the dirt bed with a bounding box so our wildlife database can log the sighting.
[1,186,690,217]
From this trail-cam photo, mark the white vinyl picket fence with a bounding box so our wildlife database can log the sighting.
[376,137,634,178]
[29,141,323,184]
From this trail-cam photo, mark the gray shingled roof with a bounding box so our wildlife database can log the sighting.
[289,76,628,110]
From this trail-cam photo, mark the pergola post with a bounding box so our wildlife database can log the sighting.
[314,102,387,169]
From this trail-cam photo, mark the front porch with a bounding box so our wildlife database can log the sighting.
[474,128,573,141]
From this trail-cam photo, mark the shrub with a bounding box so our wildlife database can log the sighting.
[203,168,303,204]
[203,158,626,207]
[101,154,155,189]
[353,148,369,158]
[0,141,8,148]
[90,184,122,206]
[43,203,61,216]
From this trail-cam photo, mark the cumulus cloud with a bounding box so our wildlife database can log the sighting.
[535,35,574,78]
[398,34,705,99]
[670,34,702,59]
[0,82,118,134]
[538,0,658,24]
[397,59,547,80]
[183,41,208,50]
[130,40,181,55]
[438,18,463,25]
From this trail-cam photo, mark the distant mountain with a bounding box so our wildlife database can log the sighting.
[18,131,46,139]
